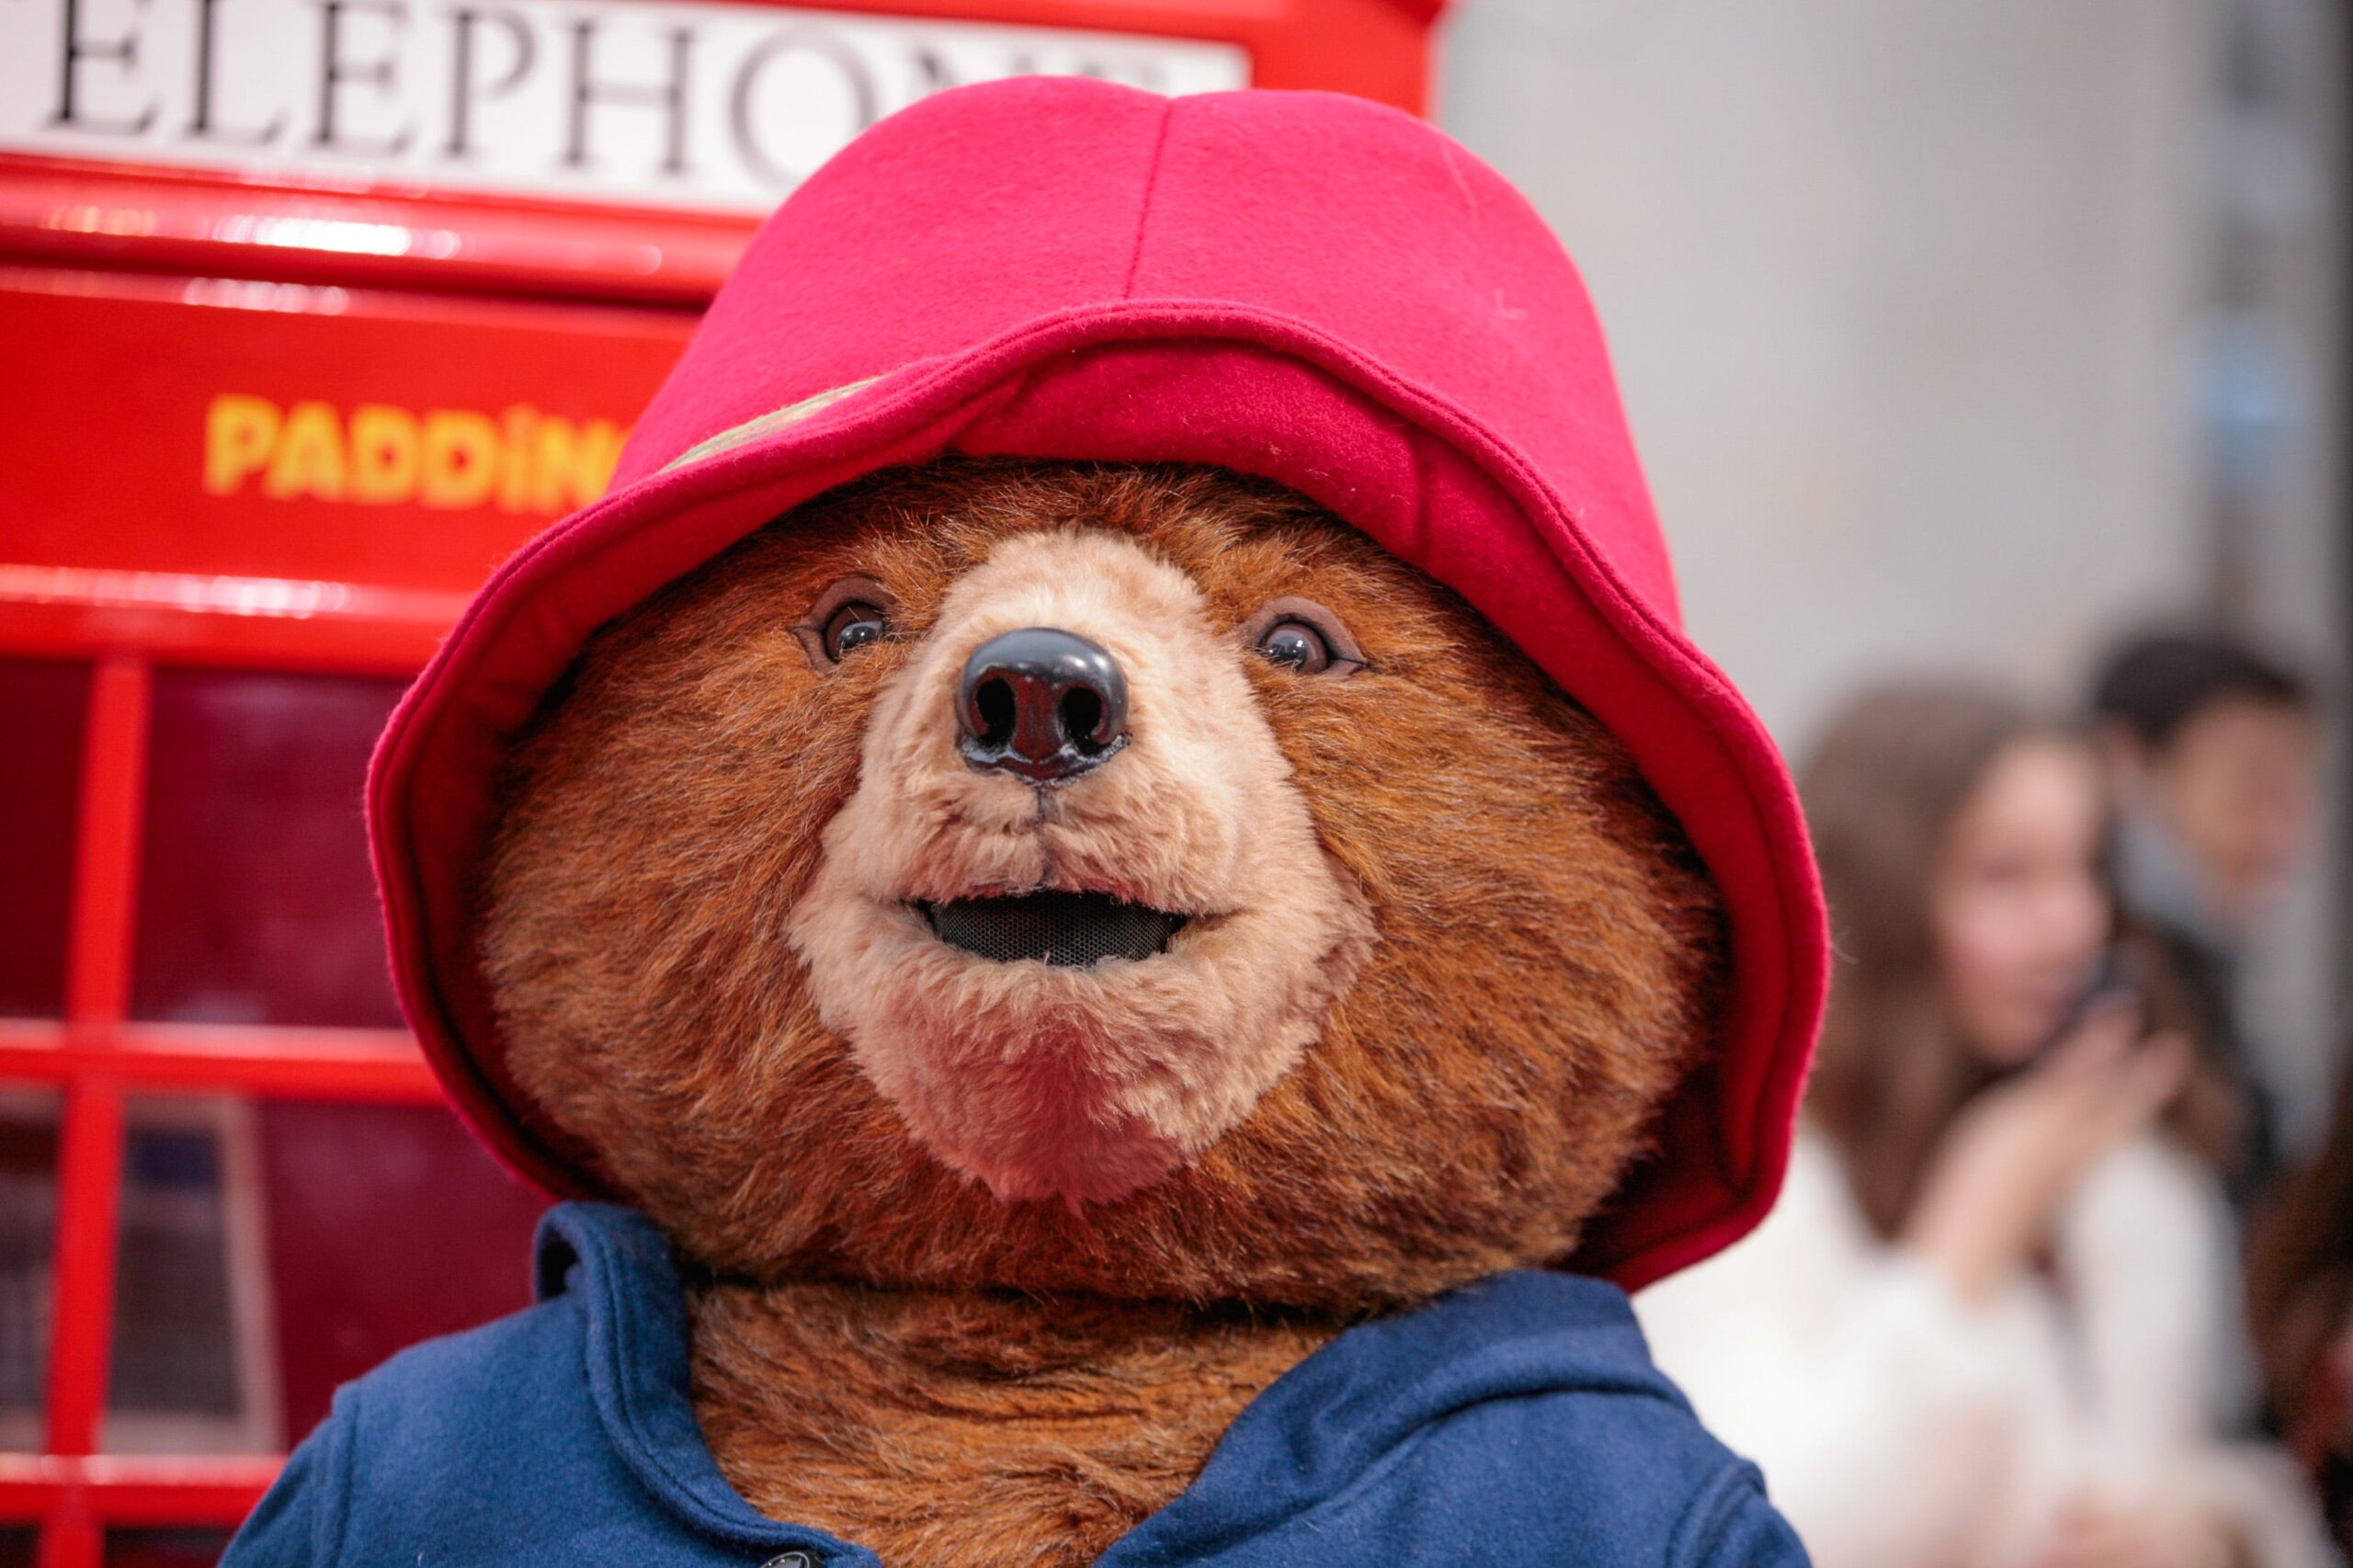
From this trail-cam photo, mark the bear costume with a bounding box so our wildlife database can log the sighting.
[226,78,1826,1566]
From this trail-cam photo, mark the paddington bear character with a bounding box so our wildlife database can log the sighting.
[226,78,1826,1567]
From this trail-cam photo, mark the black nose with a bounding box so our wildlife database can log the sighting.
[958,627,1130,784]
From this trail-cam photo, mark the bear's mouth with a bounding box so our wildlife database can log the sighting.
[919,891,1190,967]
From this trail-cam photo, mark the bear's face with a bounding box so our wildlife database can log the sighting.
[483,461,1722,1309]
[788,517,1376,1207]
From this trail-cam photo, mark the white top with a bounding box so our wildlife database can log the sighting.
[1635,1128,2336,1568]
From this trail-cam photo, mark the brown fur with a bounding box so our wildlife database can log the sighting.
[482,460,1725,1561]
[691,1281,1327,1562]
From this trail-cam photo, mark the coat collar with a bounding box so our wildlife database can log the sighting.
[533,1201,1682,1564]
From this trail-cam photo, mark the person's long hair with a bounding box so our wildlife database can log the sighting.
[2248,1063,2353,1465]
[1801,682,2235,1238]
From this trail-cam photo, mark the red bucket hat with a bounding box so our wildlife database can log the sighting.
[368,76,1826,1291]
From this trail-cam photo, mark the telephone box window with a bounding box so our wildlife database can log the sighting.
[84,1094,545,1457]
[130,670,408,1031]
[0,659,89,1020]
[106,1101,270,1455]
[249,1100,545,1443]
[0,1096,62,1426]
[103,1528,235,1567]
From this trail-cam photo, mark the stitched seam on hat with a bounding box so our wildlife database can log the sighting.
[661,374,886,474]
[1121,99,1176,299]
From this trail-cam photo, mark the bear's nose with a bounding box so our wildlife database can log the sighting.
[957,627,1130,784]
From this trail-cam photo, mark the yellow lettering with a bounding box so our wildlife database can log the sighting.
[347,404,418,504]
[419,410,500,509]
[261,400,347,502]
[529,416,626,512]
[203,394,624,512]
[497,404,539,512]
[202,394,281,496]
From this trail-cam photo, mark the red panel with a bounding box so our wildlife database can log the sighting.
[0,271,693,597]
[0,1457,277,1524]
[43,661,147,1568]
[0,577,460,678]
[61,663,147,1033]
[46,1085,124,1468]
[31,1513,87,1568]
[0,162,750,306]
[0,1023,439,1104]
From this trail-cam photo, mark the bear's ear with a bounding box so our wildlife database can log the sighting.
[1236,597,1366,679]
[793,574,901,676]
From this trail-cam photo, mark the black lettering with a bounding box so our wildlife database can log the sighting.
[728,27,873,187]
[444,6,532,158]
[908,46,953,96]
[51,0,155,133]
[188,0,282,144]
[314,0,413,154]
[563,18,691,175]
[1117,58,1169,93]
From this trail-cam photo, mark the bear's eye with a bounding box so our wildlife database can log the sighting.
[1241,597,1365,678]
[1257,620,1331,672]
[824,601,890,661]
[793,574,898,675]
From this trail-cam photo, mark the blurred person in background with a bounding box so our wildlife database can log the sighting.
[1638,682,2332,1568]
[2090,631,2323,1209]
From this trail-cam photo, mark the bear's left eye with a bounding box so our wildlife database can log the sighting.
[824,601,890,661]
[1241,597,1365,678]
[794,574,898,675]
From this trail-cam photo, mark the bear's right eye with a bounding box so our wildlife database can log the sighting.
[824,601,890,660]
[1256,619,1332,672]
[1238,597,1366,679]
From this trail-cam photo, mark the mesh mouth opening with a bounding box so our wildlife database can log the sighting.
[921,891,1189,967]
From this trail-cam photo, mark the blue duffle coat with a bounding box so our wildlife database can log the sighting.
[224,1204,1806,1566]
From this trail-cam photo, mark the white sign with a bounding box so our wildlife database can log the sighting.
[0,0,1249,214]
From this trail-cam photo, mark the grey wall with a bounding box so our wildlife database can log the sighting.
[1437,0,2346,1136]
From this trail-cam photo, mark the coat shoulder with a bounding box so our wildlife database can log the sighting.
[222,1294,612,1566]
[1226,1380,1809,1567]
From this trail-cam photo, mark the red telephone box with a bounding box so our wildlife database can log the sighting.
[0,3,1448,1562]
